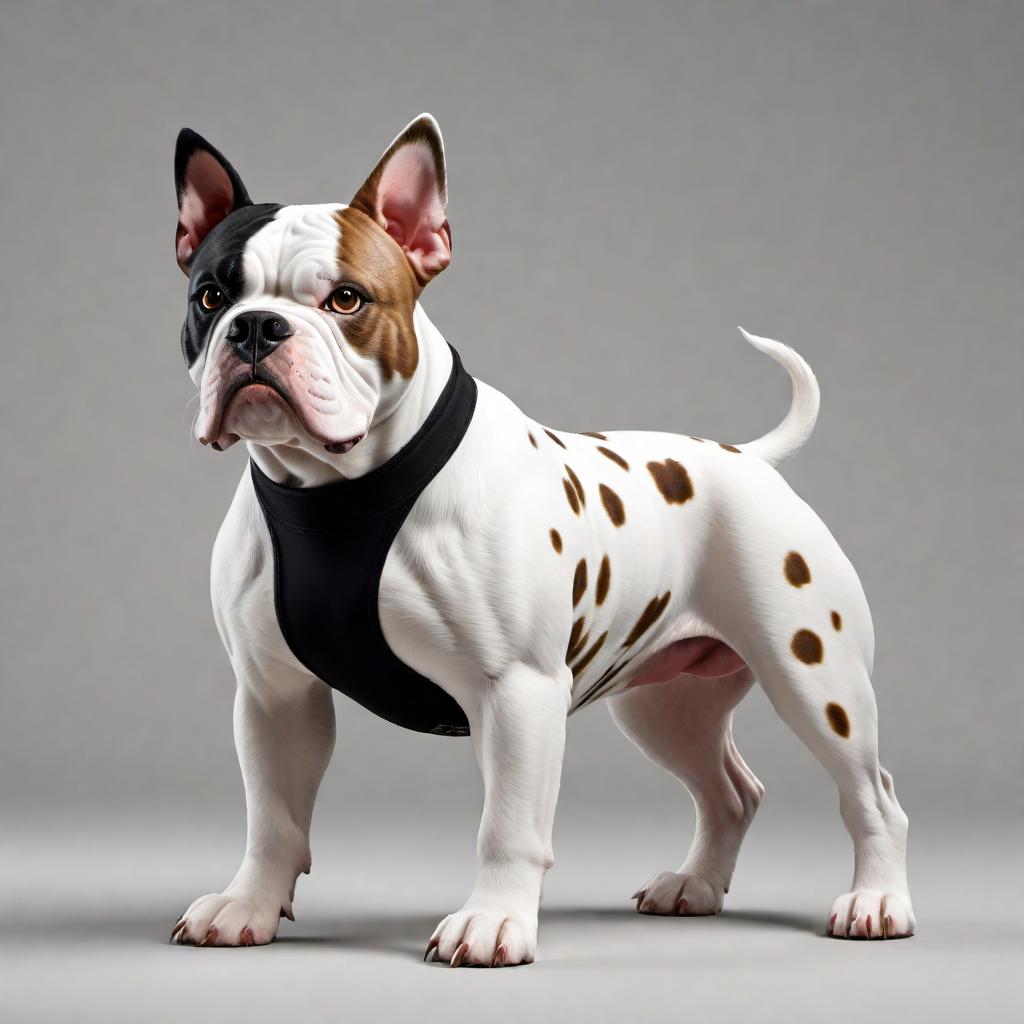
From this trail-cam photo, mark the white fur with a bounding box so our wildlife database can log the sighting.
[173,214,914,961]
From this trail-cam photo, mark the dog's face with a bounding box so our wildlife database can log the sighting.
[173,116,452,454]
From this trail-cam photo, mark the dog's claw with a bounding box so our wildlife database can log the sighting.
[491,943,507,968]
[169,918,186,941]
[828,913,837,935]
[239,926,255,946]
[450,941,469,968]
[677,898,689,915]
[424,937,439,962]
[199,926,218,947]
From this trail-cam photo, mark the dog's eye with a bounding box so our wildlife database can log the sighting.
[199,287,224,312]
[325,286,366,315]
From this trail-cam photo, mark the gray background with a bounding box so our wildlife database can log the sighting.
[1,1,1021,1021]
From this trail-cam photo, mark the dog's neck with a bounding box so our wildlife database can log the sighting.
[247,305,454,488]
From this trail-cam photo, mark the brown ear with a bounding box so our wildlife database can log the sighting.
[350,114,451,286]
[174,129,251,276]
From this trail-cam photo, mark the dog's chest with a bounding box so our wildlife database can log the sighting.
[249,350,477,736]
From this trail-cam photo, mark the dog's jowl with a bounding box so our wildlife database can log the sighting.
[169,115,915,963]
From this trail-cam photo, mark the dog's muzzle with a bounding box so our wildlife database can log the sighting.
[227,309,295,365]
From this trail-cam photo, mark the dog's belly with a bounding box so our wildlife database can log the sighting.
[628,637,747,686]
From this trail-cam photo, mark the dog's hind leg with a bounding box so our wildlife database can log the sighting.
[747,642,915,938]
[608,668,764,915]
[710,486,916,939]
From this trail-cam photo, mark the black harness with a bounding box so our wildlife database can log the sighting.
[250,347,477,736]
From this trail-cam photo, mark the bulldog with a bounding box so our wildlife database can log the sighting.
[168,115,915,965]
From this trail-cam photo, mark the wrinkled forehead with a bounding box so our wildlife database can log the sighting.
[190,203,417,303]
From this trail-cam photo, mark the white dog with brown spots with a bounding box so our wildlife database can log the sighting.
[169,114,915,964]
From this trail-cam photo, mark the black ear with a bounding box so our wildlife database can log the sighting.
[174,129,252,275]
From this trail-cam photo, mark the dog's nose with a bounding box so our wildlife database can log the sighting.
[227,310,294,364]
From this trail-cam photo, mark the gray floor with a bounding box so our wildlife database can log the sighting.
[3,812,1019,1023]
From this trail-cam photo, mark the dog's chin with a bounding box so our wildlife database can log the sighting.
[203,382,365,454]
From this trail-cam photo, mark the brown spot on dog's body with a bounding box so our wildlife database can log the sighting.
[575,654,636,708]
[567,617,587,661]
[568,630,590,664]
[719,443,742,453]
[826,702,850,738]
[791,629,824,664]
[623,592,672,648]
[784,551,812,587]
[549,529,563,554]
[831,610,843,631]
[573,559,588,606]
[545,429,567,450]
[599,484,626,526]
[528,431,538,448]
[563,478,581,515]
[565,465,586,508]
[581,431,607,440]
[334,207,420,379]
[646,459,694,505]
[572,631,608,679]
[596,555,611,605]
[597,446,630,471]
[689,436,705,443]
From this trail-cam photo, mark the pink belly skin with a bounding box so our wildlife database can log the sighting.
[627,637,747,687]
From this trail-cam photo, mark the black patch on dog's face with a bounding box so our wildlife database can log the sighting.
[180,203,282,367]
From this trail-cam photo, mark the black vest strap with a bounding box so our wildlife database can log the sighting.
[250,346,477,736]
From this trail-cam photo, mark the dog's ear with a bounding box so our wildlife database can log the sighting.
[174,129,252,276]
[350,114,451,286]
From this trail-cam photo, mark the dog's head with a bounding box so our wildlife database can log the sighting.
[174,115,451,454]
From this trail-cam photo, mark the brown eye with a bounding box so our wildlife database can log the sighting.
[199,287,224,311]
[326,286,365,315]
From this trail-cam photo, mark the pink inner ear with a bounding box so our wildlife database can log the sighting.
[177,151,234,265]
[376,143,450,278]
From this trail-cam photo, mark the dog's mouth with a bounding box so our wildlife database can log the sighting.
[197,369,365,454]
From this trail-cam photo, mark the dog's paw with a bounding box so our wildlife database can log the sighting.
[827,890,915,939]
[170,890,290,947]
[424,905,538,967]
[632,871,724,916]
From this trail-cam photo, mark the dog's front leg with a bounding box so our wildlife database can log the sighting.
[426,664,570,967]
[171,661,335,946]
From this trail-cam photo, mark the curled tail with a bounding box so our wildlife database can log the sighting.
[735,327,820,468]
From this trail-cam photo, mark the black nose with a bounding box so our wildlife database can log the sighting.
[227,310,294,364]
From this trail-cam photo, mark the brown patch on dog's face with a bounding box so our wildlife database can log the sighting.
[831,610,842,631]
[563,478,581,515]
[581,431,607,440]
[545,429,567,450]
[573,558,588,606]
[334,207,420,380]
[571,631,608,678]
[784,551,812,587]
[825,702,850,738]
[791,629,824,664]
[565,465,586,508]
[597,446,629,471]
[599,484,626,526]
[623,592,671,648]
[719,443,741,454]
[596,555,611,605]
[550,529,563,554]
[528,431,538,448]
[646,459,693,505]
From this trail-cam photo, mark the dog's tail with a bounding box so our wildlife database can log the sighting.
[736,327,820,468]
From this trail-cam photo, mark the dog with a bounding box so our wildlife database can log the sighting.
[169,114,915,964]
